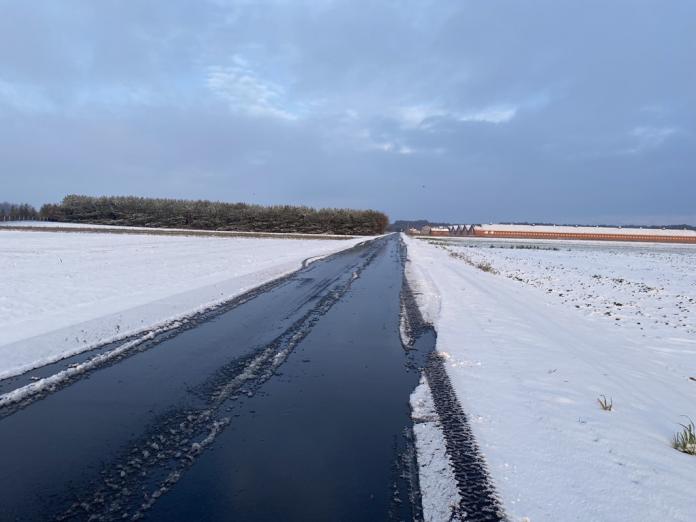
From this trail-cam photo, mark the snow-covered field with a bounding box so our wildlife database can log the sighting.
[0,220,359,239]
[0,221,159,229]
[0,229,367,379]
[405,235,696,521]
[439,238,696,337]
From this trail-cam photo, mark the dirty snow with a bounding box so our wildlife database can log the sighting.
[0,229,367,379]
[404,234,696,521]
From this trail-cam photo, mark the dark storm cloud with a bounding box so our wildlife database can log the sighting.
[1,0,694,223]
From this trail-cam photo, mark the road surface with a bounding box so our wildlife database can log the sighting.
[0,235,428,521]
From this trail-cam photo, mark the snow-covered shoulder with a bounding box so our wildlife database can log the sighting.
[0,230,368,379]
[401,233,441,325]
[403,234,696,521]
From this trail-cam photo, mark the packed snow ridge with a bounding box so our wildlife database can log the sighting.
[404,234,696,522]
[0,229,368,379]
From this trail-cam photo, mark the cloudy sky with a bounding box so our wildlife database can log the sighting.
[1,0,694,224]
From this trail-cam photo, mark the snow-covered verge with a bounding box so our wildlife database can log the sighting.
[404,234,696,521]
[0,230,368,379]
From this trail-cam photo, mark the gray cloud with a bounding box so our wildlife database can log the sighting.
[1,0,694,223]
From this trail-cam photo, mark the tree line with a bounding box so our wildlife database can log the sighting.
[39,195,389,235]
[1,202,39,221]
[388,219,451,232]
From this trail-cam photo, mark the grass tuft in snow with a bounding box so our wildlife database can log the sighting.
[672,418,696,455]
[445,249,498,274]
[476,260,496,273]
[597,395,613,411]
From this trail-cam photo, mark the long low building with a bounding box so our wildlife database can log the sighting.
[417,224,696,244]
[474,224,696,243]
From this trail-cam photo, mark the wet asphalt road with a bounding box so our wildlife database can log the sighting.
[0,234,430,521]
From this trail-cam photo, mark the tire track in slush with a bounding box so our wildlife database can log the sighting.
[0,238,385,521]
[146,234,424,522]
[54,241,385,521]
[0,240,374,415]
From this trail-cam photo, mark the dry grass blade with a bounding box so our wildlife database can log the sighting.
[597,395,613,411]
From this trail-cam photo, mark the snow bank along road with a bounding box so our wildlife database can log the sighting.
[1,233,493,521]
[0,228,367,379]
[405,235,696,521]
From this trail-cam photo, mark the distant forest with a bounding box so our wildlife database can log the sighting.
[4,200,694,235]
[0,202,39,220]
[388,220,450,232]
[38,195,389,235]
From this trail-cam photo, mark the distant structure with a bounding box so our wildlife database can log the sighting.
[429,226,450,237]
[409,223,696,244]
[413,224,475,236]
[447,225,474,236]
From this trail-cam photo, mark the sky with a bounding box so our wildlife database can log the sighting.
[1,0,694,224]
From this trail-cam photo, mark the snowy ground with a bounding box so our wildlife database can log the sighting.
[0,229,368,379]
[436,238,696,337]
[0,220,359,239]
[404,235,696,521]
[0,221,175,229]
